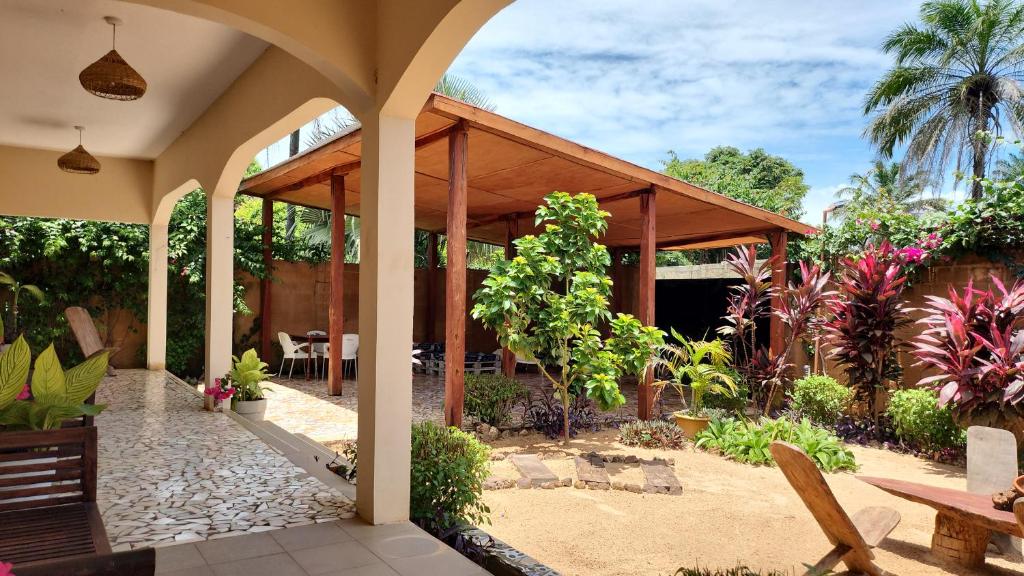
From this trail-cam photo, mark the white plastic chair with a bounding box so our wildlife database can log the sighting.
[277,332,313,378]
[307,329,327,379]
[341,333,359,378]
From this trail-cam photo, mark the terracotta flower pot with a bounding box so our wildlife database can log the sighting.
[1013,474,1024,495]
[673,411,710,439]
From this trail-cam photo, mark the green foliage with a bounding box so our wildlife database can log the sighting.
[0,271,46,341]
[695,415,857,472]
[703,367,750,414]
[618,419,687,449]
[410,422,491,537]
[789,375,853,427]
[652,332,737,416]
[662,146,809,220]
[864,0,1024,197]
[227,348,269,402]
[472,192,664,443]
[675,567,787,576]
[887,388,966,451]
[835,160,946,217]
[0,335,108,430]
[464,373,526,427]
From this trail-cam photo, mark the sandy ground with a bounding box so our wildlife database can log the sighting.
[482,430,1023,576]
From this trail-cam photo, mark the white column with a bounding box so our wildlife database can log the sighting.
[356,113,415,524]
[146,223,168,371]
[204,193,235,388]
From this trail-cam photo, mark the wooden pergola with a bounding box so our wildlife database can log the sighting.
[238,93,811,425]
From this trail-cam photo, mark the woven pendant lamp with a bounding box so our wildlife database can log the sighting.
[58,127,101,175]
[79,16,147,101]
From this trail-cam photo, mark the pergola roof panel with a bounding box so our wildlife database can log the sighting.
[239,94,813,249]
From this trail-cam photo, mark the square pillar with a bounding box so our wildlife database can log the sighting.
[328,173,345,396]
[146,223,168,371]
[768,231,788,360]
[356,113,415,524]
[501,215,518,378]
[259,199,274,362]
[637,189,656,420]
[204,193,235,389]
[444,121,469,428]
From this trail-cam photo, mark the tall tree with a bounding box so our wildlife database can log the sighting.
[994,149,1024,180]
[865,0,1024,198]
[662,146,809,220]
[835,160,947,216]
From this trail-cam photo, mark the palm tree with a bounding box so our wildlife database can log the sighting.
[994,150,1024,180]
[298,73,496,252]
[835,160,947,216]
[651,333,737,416]
[864,0,1024,198]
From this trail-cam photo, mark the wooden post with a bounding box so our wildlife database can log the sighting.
[444,121,469,427]
[610,248,623,313]
[768,231,788,361]
[425,232,439,342]
[259,199,274,362]
[328,173,345,396]
[638,189,656,420]
[501,216,519,377]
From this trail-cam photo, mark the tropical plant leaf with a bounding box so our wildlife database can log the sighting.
[31,344,66,405]
[19,283,46,304]
[0,335,31,409]
[64,351,109,405]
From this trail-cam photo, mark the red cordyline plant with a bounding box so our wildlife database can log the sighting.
[911,276,1024,435]
[720,247,831,413]
[825,241,911,424]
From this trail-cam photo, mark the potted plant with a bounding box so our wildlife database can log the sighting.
[0,272,46,352]
[226,348,270,419]
[652,332,737,439]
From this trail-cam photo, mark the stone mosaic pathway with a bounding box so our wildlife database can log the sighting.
[94,370,355,551]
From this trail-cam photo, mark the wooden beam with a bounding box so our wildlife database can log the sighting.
[425,232,439,342]
[637,189,656,420]
[444,121,469,427]
[502,216,519,378]
[768,231,788,362]
[259,199,274,362]
[610,248,624,313]
[328,174,345,396]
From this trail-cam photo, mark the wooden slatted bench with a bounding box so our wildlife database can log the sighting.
[0,427,123,571]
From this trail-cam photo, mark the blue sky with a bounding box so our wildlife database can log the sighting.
[261,0,959,225]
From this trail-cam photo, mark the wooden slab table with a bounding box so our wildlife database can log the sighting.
[289,333,329,380]
[859,475,1021,568]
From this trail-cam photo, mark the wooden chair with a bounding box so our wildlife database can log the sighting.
[0,427,115,570]
[770,441,900,576]
[66,306,118,376]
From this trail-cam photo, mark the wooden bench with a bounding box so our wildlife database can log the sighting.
[860,475,1021,568]
[66,306,118,377]
[0,427,132,571]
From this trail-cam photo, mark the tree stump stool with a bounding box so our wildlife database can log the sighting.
[931,512,991,568]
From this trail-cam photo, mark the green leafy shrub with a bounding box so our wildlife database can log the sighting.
[789,374,853,426]
[695,415,857,472]
[704,367,749,414]
[464,373,526,426]
[227,348,269,402]
[410,422,491,537]
[618,419,687,449]
[675,567,787,576]
[887,388,966,451]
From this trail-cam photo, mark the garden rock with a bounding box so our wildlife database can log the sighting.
[484,477,516,491]
[516,478,532,489]
[510,454,559,487]
[611,481,625,491]
[539,481,558,490]
[625,483,643,494]
[573,480,586,489]
[560,477,572,487]
[485,426,501,442]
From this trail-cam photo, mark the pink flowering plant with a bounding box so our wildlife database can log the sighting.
[204,377,236,403]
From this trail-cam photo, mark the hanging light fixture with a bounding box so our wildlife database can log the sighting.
[79,16,147,101]
[58,127,101,175]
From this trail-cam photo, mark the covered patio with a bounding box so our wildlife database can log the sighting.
[238,93,810,426]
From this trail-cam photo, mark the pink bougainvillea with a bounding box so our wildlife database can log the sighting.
[0,560,14,576]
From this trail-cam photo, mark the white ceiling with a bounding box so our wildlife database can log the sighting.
[0,0,267,159]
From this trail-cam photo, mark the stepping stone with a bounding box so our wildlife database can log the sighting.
[575,454,610,487]
[640,460,682,495]
[509,454,558,487]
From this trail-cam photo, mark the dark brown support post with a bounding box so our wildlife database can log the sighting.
[260,198,274,362]
[425,232,439,342]
[445,121,469,427]
[768,230,788,360]
[637,189,656,420]
[501,216,519,377]
[328,172,345,396]
[610,248,623,313]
